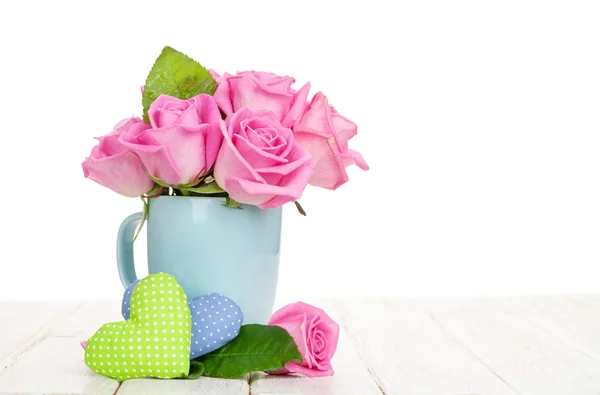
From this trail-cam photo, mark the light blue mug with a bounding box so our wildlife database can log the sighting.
[116,196,282,324]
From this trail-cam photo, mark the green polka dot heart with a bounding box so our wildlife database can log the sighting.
[84,273,192,380]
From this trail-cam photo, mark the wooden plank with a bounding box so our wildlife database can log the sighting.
[574,294,600,308]
[0,301,120,395]
[421,297,600,395]
[501,296,600,364]
[0,337,118,395]
[0,301,79,374]
[51,300,124,338]
[63,301,252,394]
[250,327,382,395]
[119,377,249,394]
[8,297,600,394]
[0,301,78,359]
[325,298,516,395]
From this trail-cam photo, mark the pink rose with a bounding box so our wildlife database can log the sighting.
[293,92,369,190]
[213,108,314,208]
[82,117,154,197]
[120,94,224,186]
[268,302,340,377]
[213,71,310,127]
[208,68,221,84]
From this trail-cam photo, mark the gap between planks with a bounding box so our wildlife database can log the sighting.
[246,297,384,395]
[425,312,520,395]
[0,300,382,394]
[9,297,600,395]
[327,298,518,395]
[0,301,123,394]
[418,296,600,395]
[0,301,81,376]
[498,295,600,365]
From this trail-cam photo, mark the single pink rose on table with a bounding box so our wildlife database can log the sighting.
[213,108,314,209]
[293,92,369,190]
[81,117,154,197]
[268,302,340,377]
[120,94,224,186]
[213,71,310,127]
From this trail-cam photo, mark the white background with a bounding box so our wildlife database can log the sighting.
[1,0,599,302]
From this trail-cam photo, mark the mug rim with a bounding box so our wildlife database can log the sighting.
[149,195,224,199]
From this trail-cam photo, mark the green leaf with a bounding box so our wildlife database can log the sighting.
[197,324,301,378]
[148,174,171,188]
[182,360,204,380]
[222,197,243,209]
[134,197,148,242]
[180,182,225,195]
[142,46,217,122]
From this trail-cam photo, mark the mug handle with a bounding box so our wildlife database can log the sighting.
[116,212,142,288]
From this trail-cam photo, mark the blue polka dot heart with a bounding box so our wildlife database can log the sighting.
[121,279,140,319]
[189,293,243,358]
[122,283,243,359]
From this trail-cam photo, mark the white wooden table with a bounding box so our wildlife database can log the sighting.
[2,296,600,394]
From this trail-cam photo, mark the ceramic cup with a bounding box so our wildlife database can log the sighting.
[116,196,282,324]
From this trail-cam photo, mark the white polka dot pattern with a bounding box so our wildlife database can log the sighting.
[84,273,192,380]
[189,292,243,358]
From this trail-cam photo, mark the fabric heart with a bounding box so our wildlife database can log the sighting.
[189,293,243,358]
[123,283,243,359]
[85,273,192,380]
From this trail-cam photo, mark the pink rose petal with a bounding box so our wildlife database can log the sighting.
[293,92,368,190]
[82,117,154,197]
[214,71,308,127]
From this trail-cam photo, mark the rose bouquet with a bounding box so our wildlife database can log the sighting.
[80,47,355,381]
[82,46,368,223]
